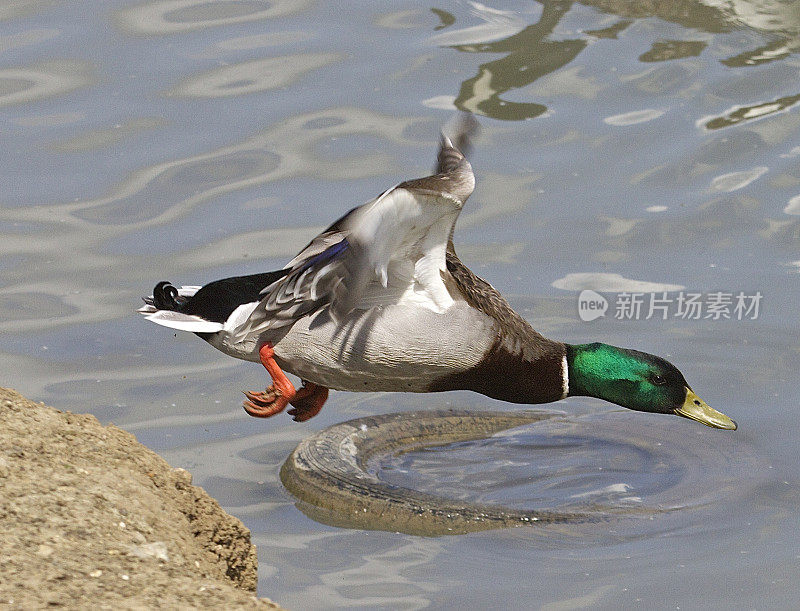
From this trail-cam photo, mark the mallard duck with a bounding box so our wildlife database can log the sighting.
[140,116,736,430]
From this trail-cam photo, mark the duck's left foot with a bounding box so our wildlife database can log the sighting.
[242,343,297,418]
[242,386,290,418]
[287,382,329,422]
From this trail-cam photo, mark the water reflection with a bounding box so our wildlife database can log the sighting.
[585,0,800,65]
[0,1,57,22]
[701,93,800,130]
[168,53,340,98]
[604,108,665,126]
[723,39,794,67]
[67,108,412,227]
[0,27,58,53]
[784,195,800,215]
[115,0,312,35]
[427,3,529,47]
[433,2,584,120]
[581,0,733,33]
[639,40,707,63]
[13,111,83,127]
[552,273,683,292]
[0,60,93,107]
[213,31,312,51]
[300,539,443,609]
[432,0,800,122]
[75,151,282,225]
[50,118,166,153]
[710,166,769,192]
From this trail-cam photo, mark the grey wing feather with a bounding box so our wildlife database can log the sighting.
[236,115,477,339]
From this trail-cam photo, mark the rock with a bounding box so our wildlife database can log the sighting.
[0,387,284,610]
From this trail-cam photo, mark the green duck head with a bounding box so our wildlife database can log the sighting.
[566,342,737,430]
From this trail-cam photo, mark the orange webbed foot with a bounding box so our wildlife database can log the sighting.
[287,382,329,422]
[242,386,291,418]
[242,343,297,418]
[243,344,330,421]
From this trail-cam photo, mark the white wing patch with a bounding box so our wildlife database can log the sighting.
[330,186,460,317]
[235,186,462,341]
[230,127,475,342]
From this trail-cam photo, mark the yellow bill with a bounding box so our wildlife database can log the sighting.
[674,388,737,430]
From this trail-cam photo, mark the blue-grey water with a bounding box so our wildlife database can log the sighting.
[2,1,799,608]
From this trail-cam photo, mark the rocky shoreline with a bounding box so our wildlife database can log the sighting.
[0,387,284,609]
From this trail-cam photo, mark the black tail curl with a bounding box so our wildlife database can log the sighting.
[152,281,186,310]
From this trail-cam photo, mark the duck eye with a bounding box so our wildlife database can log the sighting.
[651,374,667,386]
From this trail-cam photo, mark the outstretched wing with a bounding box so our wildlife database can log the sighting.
[235,118,477,339]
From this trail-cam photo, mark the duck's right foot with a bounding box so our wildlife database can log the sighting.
[287,382,329,422]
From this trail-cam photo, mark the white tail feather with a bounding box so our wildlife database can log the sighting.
[145,311,223,333]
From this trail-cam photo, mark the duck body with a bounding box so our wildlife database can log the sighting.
[140,115,736,430]
[146,250,566,400]
[257,295,497,394]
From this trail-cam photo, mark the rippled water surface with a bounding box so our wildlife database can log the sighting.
[3,1,800,608]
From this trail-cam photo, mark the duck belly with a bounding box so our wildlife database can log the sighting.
[271,302,497,392]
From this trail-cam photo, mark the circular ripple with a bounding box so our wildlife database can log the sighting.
[281,410,761,536]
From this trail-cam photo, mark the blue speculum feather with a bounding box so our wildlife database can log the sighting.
[298,238,349,273]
